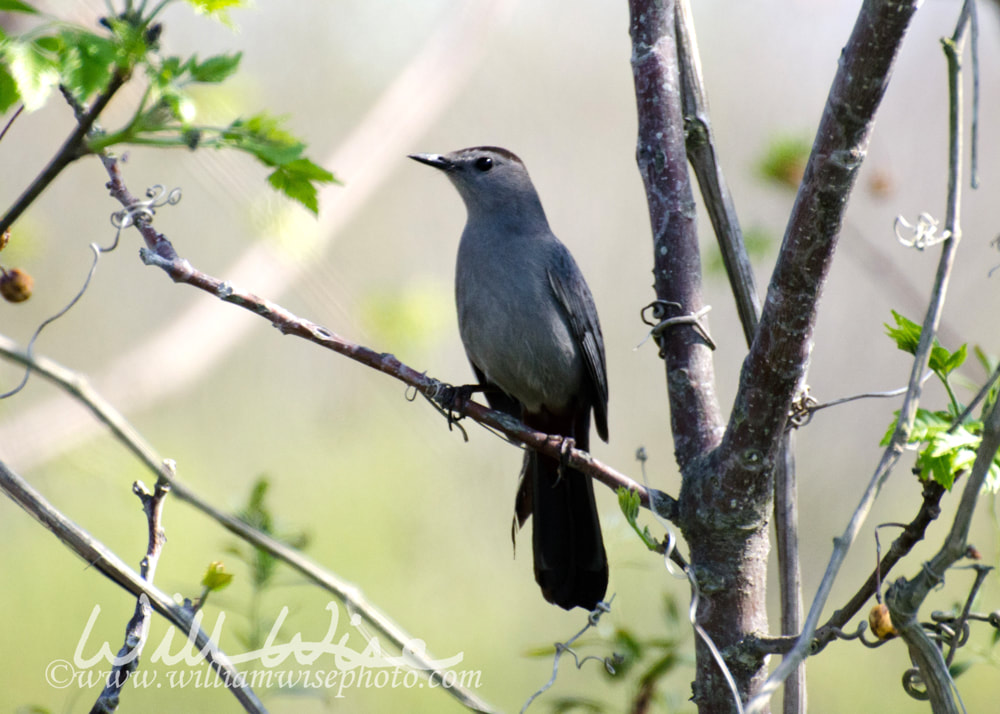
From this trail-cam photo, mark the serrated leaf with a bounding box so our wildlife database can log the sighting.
[909,409,953,442]
[618,486,641,522]
[3,39,59,111]
[268,162,323,215]
[915,425,981,489]
[885,310,922,355]
[224,113,304,166]
[0,1,40,13]
[881,408,951,446]
[941,343,967,376]
[190,52,241,83]
[58,31,117,103]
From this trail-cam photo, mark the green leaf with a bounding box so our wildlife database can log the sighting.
[58,30,117,103]
[183,0,246,27]
[618,486,641,522]
[886,311,967,378]
[911,421,982,490]
[987,460,1000,493]
[3,39,59,111]
[223,113,305,166]
[909,409,954,442]
[941,343,967,375]
[973,346,999,377]
[162,88,196,124]
[155,56,187,85]
[885,310,922,355]
[201,561,234,592]
[0,63,19,114]
[948,660,975,680]
[617,486,658,550]
[930,341,967,377]
[0,0,39,14]
[881,408,945,447]
[103,16,150,67]
[34,35,62,54]
[267,158,334,215]
[759,135,811,190]
[190,52,241,83]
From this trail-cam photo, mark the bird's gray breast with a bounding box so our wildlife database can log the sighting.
[455,229,584,414]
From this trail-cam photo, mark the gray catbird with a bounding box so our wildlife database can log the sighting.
[409,146,609,610]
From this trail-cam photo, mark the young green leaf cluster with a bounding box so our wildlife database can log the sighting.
[0,0,334,214]
[882,311,1000,491]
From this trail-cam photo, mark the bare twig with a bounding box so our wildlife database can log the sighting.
[0,104,25,144]
[0,460,266,714]
[810,480,946,653]
[674,0,759,344]
[520,601,615,713]
[673,8,803,709]
[773,433,804,714]
[90,479,170,714]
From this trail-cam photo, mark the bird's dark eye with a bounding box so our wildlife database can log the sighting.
[474,156,493,172]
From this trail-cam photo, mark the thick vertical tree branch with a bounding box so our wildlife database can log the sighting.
[674,5,803,711]
[748,3,960,712]
[629,0,724,472]
[718,0,920,501]
[629,2,744,711]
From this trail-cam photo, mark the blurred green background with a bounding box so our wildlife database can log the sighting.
[2,0,1000,712]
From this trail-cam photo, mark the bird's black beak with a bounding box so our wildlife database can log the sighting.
[408,153,454,171]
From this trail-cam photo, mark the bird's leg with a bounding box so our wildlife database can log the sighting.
[433,382,487,427]
[555,435,576,485]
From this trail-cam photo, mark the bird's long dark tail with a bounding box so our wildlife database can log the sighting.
[515,429,608,611]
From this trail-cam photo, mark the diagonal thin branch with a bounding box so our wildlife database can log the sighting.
[720,0,920,503]
[811,479,946,653]
[674,0,759,345]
